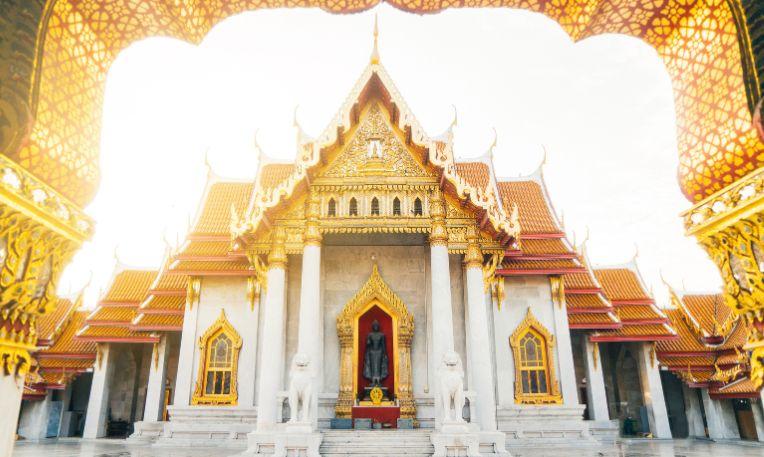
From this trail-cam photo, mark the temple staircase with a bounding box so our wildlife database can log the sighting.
[319,430,435,457]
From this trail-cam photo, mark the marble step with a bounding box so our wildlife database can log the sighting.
[320,430,434,456]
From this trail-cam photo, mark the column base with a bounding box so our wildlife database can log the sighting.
[242,427,322,457]
[431,427,480,457]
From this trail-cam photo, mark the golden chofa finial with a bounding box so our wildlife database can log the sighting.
[370,14,380,65]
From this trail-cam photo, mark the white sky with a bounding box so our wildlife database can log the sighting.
[58,5,722,308]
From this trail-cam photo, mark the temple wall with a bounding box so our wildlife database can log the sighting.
[191,276,257,407]
[493,275,558,407]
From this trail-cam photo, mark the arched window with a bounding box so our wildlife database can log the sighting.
[413,197,423,216]
[371,197,380,216]
[349,197,358,216]
[327,198,336,217]
[192,310,242,405]
[393,197,401,216]
[509,309,561,404]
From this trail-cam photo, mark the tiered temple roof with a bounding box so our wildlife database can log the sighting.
[656,290,757,398]
[76,269,160,343]
[24,297,97,399]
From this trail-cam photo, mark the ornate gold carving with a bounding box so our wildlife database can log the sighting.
[509,308,562,405]
[429,189,448,246]
[320,103,431,179]
[153,342,160,370]
[186,277,201,311]
[550,276,565,310]
[304,192,322,246]
[192,309,243,406]
[483,253,505,310]
[268,227,288,269]
[464,225,483,269]
[592,341,599,370]
[335,264,415,419]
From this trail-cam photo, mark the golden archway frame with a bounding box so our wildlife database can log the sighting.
[335,264,415,419]
[191,309,243,406]
[509,308,562,405]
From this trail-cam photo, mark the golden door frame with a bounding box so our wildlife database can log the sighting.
[335,264,415,419]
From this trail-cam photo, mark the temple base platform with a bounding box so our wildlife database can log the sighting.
[242,423,322,457]
[497,404,599,446]
[151,406,257,447]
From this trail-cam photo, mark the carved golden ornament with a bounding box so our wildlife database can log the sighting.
[429,189,448,246]
[192,309,243,406]
[509,308,562,405]
[267,227,288,269]
[549,276,565,310]
[483,253,505,310]
[335,264,415,419]
[464,225,483,269]
[304,192,322,246]
[153,342,160,370]
[370,386,383,405]
[711,362,743,383]
[186,277,201,311]
[592,341,599,371]
[649,342,656,369]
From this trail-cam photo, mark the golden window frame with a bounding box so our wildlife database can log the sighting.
[192,309,243,406]
[509,308,562,404]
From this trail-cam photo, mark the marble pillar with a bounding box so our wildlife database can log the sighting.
[583,339,609,421]
[0,374,24,456]
[173,278,200,407]
[636,342,671,438]
[297,242,322,426]
[430,243,454,372]
[751,398,764,442]
[681,384,706,438]
[17,392,53,441]
[464,257,496,430]
[83,343,114,439]
[256,232,288,430]
[143,335,170,422]
[701,389,739,439]
[550,277,579,406]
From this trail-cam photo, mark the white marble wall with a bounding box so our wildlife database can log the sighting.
[493,276,561,407]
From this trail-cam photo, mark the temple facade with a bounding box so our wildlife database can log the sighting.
[14,46,764,454]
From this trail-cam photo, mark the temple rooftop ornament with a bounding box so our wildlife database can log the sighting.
[370,14,380,65]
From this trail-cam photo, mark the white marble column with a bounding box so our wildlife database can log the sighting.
[143,335,170,422]
[83,343,114,439]
[681,384,706,438]
[550,277,579,406]
[173,278,200,407]
[0,373,23,456]
[752,398,764,442]
[464,231,497,431]
[583,339,609,421]
[297,243,321,424]
[636,342,671,438]
[256,229,288,430]
[701,389,739,439]
[17,391,53,441]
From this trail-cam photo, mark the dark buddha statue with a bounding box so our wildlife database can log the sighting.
[362,320,388,387]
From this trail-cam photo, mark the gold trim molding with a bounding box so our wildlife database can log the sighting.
[509,308,562,405]
[192,309,243,406]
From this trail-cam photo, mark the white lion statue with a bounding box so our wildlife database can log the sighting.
[438,351,465,423]
[287,353,313,424]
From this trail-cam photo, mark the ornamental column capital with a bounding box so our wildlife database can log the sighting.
[268,227,288,269]
[464,224,483,269]
[429,188,448,246]
[304,192,322,247]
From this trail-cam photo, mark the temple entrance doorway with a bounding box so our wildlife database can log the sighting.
[335,265,415,428]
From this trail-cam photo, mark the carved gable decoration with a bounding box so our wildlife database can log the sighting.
[320,103,432,179]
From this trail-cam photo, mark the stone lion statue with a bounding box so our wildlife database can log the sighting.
[287,353,313,424]
[438,351,465,423]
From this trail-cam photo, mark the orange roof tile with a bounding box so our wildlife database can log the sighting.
[40,312,96,355]
[501,258,583,273]
[592,323,676,341]
[714,377,759,395]
[179,240,231,258]
[594,268,652,302]
[260,163,294,190]
[497,180,560,235]
[455,162,490,190]
[563,271,599,290]
[657,309,709,353]
[519,238,574,256]
[102,270,156,303]
[566,294,611,310]
[194,181,254,235]
[86,306,135,324]
[141,295,184,311]
[680,294,731,337]
[133,314,183,330]
[37,298,76,343]
[568,313,618,326]
[38,358,94,370]
[76,325,158,342]
[152,269,187,291]
[615,304,667,322]
[172,260,253,274]
[659,355,716,367]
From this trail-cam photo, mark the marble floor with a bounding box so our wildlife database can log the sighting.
[12,438,764,457]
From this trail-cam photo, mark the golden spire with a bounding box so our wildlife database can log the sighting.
[370,14,380,65]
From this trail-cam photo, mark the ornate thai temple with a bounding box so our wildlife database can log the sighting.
[3,1,764,456]
[8,39,764,454]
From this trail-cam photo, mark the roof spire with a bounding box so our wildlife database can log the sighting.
[370,14,380,65]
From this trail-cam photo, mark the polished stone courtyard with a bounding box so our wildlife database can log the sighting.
[12,438,764,457]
